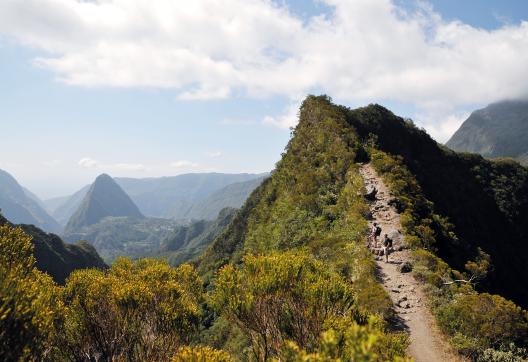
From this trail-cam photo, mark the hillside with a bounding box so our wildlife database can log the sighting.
[65,174,144,233]
[197,95,528,360]
[446,100,528,165]
[45,184,91,226]
[0,169,60,233]
[160,207,237,265]
[182,177,266,220]
[0,212,106,283]
[63,216,180,262]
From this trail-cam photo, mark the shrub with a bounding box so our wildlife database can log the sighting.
[0,225,62,361]
[436,293,528,358]
[58,258,204,361]
[172,346,233,361]
[210,250,361,360]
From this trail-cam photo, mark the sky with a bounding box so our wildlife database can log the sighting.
[0,0,527,199]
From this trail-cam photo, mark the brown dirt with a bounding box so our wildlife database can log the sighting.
[359,163,463,362]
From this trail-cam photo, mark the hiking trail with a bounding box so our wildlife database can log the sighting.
[359,163,462,362]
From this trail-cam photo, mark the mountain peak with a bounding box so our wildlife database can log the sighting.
[65,174,144,233]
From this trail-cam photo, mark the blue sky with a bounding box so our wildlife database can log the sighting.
[0,0,527,198]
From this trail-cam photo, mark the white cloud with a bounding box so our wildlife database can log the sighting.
[78,157,98,168]
[263,102,300,129]
[1,0,528,136]
[78,157,146,171]
[170,160,199,169]
[205,151,222,158]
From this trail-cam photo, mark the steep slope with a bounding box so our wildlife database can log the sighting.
[65,174,143,233]
[197,96,528,360]
[446,100,528,164]
[0,213,106,284]
[45,184,91,226]
[115,173,266,218]
[160,207,237,265]
[0,169,60,233]
[344,103,528,308]
[182,177,266,220]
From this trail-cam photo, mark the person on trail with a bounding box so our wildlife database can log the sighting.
[383,234,393,263]
[368,223,377,248]
[374,224,382,247]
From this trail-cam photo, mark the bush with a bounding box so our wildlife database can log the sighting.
[436,293,528,358]
[58,258,204,361]
[172,346,233,361]
[0,225,62,361]
[210,250,361,360]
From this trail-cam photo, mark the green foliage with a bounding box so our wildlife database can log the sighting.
[211,250,361,360]
[172,345,234,361]
[57,258,204,361]
[477,343,528,362]
[436,293,528,358]
[280,318,410,362]
[0,225,62,361]
[370,150,528,360]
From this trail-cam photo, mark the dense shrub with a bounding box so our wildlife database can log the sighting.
[0,225,62,361]
[57,258,205,361]
[211,250,362,360]
[436,293,528,358]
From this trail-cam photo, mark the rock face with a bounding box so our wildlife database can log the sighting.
[446,100,528,165]
[65,174,144,233]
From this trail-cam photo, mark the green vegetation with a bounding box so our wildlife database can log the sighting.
[0,213,106,284]
[4,95,528,361]
[160,207,237,266]
[367,147,528,359]
[0,224,63,360]
[63,216,180,262]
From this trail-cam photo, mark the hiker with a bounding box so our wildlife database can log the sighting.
[383,234,393,263]
[368,223,380,248]
[374,223,382,247]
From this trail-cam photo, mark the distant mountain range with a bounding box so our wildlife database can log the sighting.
[46,173,267,226]
[0,212,106,283]
[446,100,528,165]
[160,207,238,266]
[0,169,61,233]
[65,174,144,233]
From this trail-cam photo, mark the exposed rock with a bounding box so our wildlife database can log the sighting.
[399,261,413,273]
[365,186,378,201]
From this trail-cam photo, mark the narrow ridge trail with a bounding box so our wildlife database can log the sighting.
[359,163,462,362]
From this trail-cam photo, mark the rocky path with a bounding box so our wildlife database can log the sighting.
[359,163,462,362]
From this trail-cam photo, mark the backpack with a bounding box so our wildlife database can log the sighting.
[384,237,393,248]
[375,226,382,236]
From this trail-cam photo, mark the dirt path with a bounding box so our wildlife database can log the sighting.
[359,163,462,362]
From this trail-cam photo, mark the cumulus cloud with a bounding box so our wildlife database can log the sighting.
[1,0,528,138]
[170,160,199,169]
